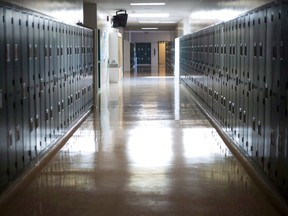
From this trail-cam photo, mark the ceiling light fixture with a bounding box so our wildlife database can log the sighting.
[138,20,160,24]
[142,27,158,30]
[130,3,165,6]
[130,13,169,18]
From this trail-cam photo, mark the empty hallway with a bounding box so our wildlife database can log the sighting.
[0,73,282,216]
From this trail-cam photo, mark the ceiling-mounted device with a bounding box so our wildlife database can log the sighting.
[112,10,128,28]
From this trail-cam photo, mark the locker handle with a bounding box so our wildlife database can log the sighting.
[49,46,52,57]
[232,104,235,114]
[30,118,34,131]
[8,130,13,147]
[264,84,269,99]
[252,118,256,131]
[34,45,38,59]
[248,81,252,92]
[239,108,242,120]
[16,125,20,141]
[61,100,64,111]
[35,115,39,128]
[15,44,19,61]
[58,102,61,113]
[6,44,11,62]
[50,107,53,119]
[258,121,261,136]
[45,109,49,121]
[243,111,246,124]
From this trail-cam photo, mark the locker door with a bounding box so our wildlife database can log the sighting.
[267,5,280,183]
[251,11,260,164]
[27,13,36,160]
[55,21,61,136]
[5,7,17,179]
[20,11,30,166]
[49,20,57,141]
[33,15,41,155]
[247,12,254,157]
[44,18,51,146]
[13,9,24,172]
[63,24,69,129]
[0,5,9,190]
[278,3,288,192]
[60,24,65,131]
[38,16,46,151]
[57,22,63,135]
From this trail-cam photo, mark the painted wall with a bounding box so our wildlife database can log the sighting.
[123,40,130,72]
[130,31,173,43]
[8,0,83,24]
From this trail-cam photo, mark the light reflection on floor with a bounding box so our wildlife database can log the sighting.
[0,70,282,216]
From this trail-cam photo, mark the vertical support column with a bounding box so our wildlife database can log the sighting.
[84,2,98,107]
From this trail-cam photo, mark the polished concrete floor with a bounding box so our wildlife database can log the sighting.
[0,71,282,215]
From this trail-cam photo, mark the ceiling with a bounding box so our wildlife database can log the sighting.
[87,0,271,31]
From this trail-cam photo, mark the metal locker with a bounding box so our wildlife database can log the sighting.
[33,14,42,155]
[247,11,255,157]
[0,5,9,190]
[266,5,280,182]
[5,7,17,179]
[57,22,64,135]
[27,13,36,160]
[49,19,57,141]
[55,21,62,136]
[60,23,66,130]
[38,16,46,152]
[63,24,69,129]
[13,9,25,172]
[44,18,51,146]
[20,11,30,166]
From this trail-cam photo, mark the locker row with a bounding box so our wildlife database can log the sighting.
[180,2,288,198]
[0,3,94,192]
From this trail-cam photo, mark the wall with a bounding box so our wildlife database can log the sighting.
[8,0,83,24]
[97,5,112,89]
[123,40,130,72]
[130,31,173,43]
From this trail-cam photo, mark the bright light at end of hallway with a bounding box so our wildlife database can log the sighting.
[127,127,173,167]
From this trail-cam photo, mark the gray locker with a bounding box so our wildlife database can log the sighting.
[0,5,9,190]
[33,15,42,155]
[28,13,36,160]
[44,18,51,146]
[20,11,31,166]
[38,16,46,152]
[13,9,24,172]
[247,12,254,157]
[49,19,57,141]
[5,7,17,179]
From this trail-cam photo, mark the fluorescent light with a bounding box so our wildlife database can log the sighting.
[130,3,165,6]
[130,13,169,18]
[142,27,158,30]
[138,20,160,24]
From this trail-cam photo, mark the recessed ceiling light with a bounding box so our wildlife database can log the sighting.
[130,3,165,6]
[138,20,160,24]
[130,13,169,18]
[142,27,158,30]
